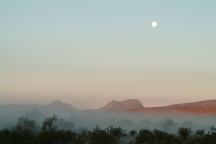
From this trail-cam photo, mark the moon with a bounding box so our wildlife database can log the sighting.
[151,21,158,28]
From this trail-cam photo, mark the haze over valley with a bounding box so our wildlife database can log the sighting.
[1,99,216,133]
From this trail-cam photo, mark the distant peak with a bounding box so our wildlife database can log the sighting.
[108,100,119,103]
[46,100,77,112]
[98,99,144,112]
[120,99,144,109]
[121,99,142,103]
[50,100,62,104]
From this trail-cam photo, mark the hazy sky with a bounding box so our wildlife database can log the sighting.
[0,0,216,109]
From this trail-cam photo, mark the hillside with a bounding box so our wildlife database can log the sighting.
[98,99,216,115]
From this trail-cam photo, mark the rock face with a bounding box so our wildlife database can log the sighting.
[98,99,216,115]
[166,100,216,115]
[120,99,144,110]
[98,99,144,112]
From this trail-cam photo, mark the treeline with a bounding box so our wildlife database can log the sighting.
[0,116,216,144]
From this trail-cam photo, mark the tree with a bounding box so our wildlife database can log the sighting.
[195,129,205,137]
[58,119,74,131]
[160,118,176,132]
[106,126,125,137]
[178,127,191,141]
[42,115,58,132]
[0,129,11,144]
[15,117,37,133]
[1,117,37,144]
[89,130,117,144]
[210,126,216,134]
[129,130,137,136]
[38,116,82,144]
[135,129,154,144]
[153,129,179,144]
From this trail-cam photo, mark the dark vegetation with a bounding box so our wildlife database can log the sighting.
[0,116,216,144]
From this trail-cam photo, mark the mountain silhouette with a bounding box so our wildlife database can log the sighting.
[44,100,77,114]
[98,99,216,115]
[1,99,216,116]
[98,99,144,112]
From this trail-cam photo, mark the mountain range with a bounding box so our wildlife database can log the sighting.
[1,99,216,116]
[0,100,77,119]
[98,99,216,115]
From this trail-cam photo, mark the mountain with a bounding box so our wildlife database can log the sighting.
[44,100,77,114]
[166,99,216,114]
[0,100,77,120]
[98,99,144,112]
[98,99,216,115]
[1,99,216,116]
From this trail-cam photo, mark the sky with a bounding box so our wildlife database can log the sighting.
[0,0,216,109]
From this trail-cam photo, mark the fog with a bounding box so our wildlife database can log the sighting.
[0,105,216,134]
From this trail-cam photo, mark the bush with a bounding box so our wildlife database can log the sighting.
[89,129,118,144]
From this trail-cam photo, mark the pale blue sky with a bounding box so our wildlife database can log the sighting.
[0,0,216,109]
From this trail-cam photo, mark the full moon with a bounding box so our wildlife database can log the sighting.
[151,21,158,28]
